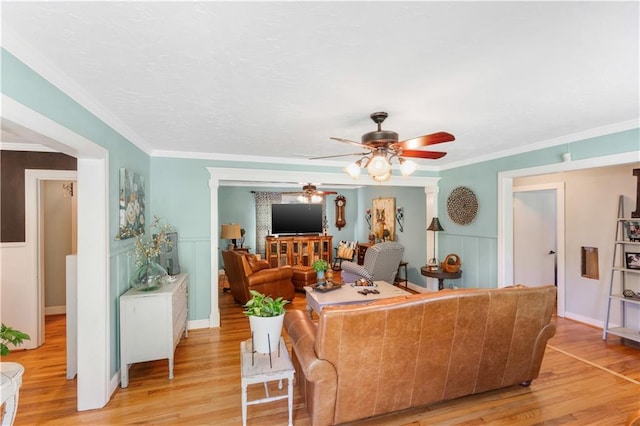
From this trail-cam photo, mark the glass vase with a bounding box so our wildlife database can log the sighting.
[130,260,167,291]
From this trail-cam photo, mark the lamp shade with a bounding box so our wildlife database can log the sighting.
[427,217,444,232]
[221,223,242,239]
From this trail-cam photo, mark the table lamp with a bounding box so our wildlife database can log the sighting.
[426,217,444,270]
[221,223,242,250]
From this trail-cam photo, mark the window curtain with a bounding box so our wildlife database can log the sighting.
[254,191,282,257]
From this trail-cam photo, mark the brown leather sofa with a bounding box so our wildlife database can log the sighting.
[284,285,557,425]
[221,250,295,305]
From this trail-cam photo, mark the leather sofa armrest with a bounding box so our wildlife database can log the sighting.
[528,322,556,380]
[285,310,338,426]
[246,266,293,286]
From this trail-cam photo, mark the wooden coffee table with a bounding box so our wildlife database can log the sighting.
[304,281,411,318]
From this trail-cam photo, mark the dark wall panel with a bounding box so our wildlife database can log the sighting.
[1,151,77,242]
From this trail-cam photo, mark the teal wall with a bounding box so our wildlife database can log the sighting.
[438,128,640,289]
[2,48,150,377]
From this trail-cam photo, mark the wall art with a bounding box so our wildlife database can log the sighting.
[372,197,395,241]
[118,168,145,239]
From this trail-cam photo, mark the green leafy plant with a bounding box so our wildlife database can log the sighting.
[243,290,289,317]
[1,323,31,356]
[312,259,329,272]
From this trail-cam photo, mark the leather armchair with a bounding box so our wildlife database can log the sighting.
[221,250,295,305]
[340,242,404,284]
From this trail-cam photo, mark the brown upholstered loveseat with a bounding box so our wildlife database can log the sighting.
[221,250,295,305]
[284,285,557,425]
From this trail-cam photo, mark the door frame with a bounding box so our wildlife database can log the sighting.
[25,169,78,346]
[512,183,565,316]
[3,95,111,410]
[497,151,633,320]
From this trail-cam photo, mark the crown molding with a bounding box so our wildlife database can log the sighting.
[438,119,640,171]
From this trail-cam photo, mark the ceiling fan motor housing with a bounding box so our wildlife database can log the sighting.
[361,130,399,146]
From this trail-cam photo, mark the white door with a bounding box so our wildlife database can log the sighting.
[514,189,557,287]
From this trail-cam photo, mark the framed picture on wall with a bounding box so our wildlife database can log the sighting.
[372,197,395,241]
[118,168,145,239]
[158,232,180,275]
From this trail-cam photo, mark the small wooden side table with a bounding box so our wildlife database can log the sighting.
[240,337,294,426]
[394,261,408,288]
[420,267,462,290]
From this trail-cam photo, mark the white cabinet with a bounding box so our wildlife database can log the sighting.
[120,273,188,388]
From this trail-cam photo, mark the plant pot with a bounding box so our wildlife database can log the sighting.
[249,313,284,353]
[316,269,326,282]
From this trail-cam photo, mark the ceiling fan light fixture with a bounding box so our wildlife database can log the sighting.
[371,169,392,183]
[344,161,362,179]
[367,154,391,178]
[399,158,418,176]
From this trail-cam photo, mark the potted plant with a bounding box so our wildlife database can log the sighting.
[243,290,289,353]
[1,323,30,356]
[312,259,329,282]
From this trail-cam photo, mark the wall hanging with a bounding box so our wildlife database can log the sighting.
[118,168,145,239]
[372,197,395,241]
[446,186,478,225]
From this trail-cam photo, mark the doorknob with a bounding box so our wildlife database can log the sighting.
[548,250,556,255]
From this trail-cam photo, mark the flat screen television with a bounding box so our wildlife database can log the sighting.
[271,203,323,235]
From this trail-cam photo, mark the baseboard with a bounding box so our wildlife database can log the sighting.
[187,319,211,330]
[564,311,608,329]
[45,305,66,315]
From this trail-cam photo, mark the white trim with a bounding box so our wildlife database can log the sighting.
[45,305,66,315]
[207,167,440,188]
[440,119,639,171]
[498,152,638,318]
[208,166,440,326]
[1,95,111,411]
[25,169,77,347]
[0,142,57,152]
[187,319,212,330]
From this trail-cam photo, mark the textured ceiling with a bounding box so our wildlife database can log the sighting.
[1,1,638,170]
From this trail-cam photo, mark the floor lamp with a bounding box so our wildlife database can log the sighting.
[427,217,444,270]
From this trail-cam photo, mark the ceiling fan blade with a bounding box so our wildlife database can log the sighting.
[330,137,372,149]
[396,132,455,150]
[309,151,370,160]
[317,191,337,195]
[401,150,447,159]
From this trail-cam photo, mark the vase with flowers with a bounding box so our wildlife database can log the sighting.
[121,216,174,291]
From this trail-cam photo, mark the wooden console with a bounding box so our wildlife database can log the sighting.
[266,235,333,268]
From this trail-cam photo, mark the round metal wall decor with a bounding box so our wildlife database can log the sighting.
[447,186,478,225]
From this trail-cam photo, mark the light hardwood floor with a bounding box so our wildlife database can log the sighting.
[4,288,640,425]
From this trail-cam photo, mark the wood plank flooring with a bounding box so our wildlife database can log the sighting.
[4,288,640,425]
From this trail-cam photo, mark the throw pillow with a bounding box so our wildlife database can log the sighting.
[246,254,270,272]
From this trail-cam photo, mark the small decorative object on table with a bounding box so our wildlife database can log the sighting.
[121,215,174,291]
[312,259,329,282]
[243,290,290,354]
[441,253,461,273]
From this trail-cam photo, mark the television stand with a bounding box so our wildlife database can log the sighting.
[266,235,333,268]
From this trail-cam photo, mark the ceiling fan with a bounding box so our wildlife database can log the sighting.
[282,183,337,203]
[312,112,455,182]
